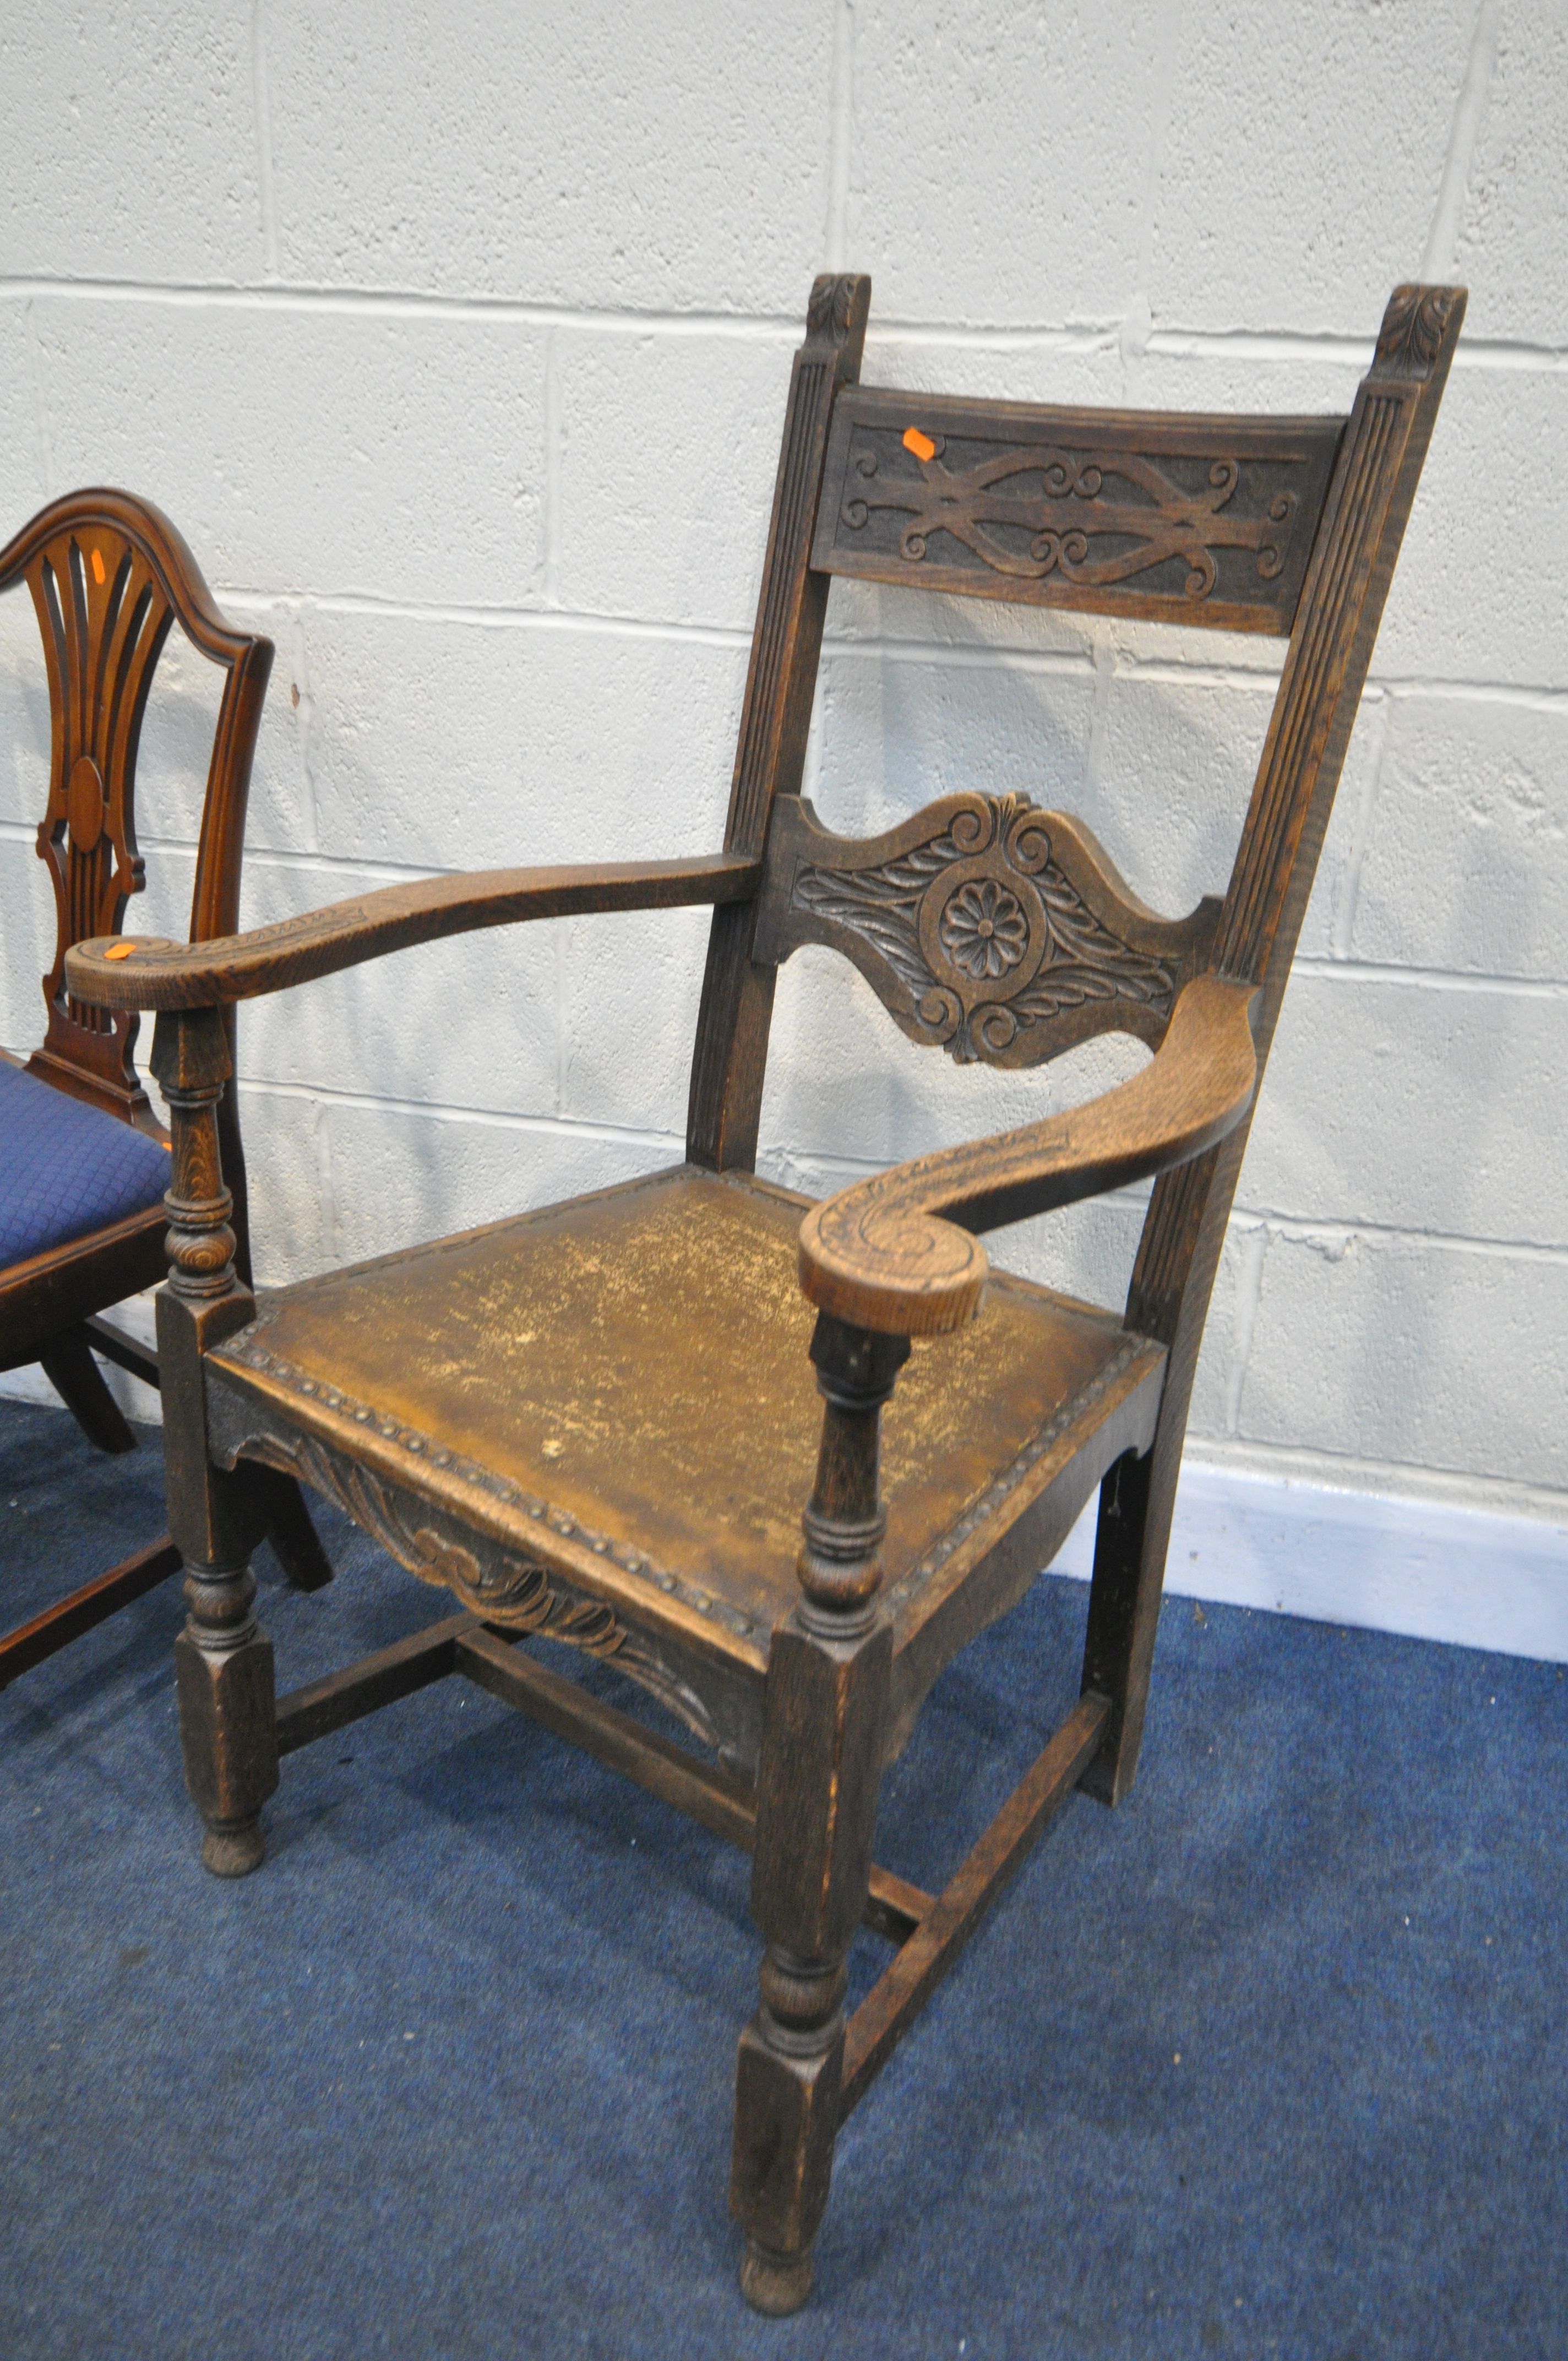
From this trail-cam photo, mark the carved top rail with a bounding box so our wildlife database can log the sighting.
[755,791,1220,1070]
[812,391,1344,634]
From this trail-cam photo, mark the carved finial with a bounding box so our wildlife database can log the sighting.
[805,273,870,345]
[1374,284,1466,378]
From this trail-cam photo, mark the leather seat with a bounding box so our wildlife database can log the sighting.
[204,1163,1164,1765]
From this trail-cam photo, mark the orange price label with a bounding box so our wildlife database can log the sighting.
[104,942,134,961]
[902,427,937,463]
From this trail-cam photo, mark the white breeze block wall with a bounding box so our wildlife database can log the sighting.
[1,1,1564,1526]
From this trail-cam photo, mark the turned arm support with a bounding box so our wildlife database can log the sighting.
[798,973,1260,1339]
[63,851,761,1011]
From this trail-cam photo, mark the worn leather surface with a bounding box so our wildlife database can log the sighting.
[209,1165,1159,1652]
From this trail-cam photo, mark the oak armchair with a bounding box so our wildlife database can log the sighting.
[68,279,1462,2310]
[0,490,330,1691]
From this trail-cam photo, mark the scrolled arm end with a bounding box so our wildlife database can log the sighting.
[66,934,195,1009]
[796,973,1260,1340]
[798,1190,990,1339]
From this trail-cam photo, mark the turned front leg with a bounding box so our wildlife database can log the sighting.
[731,1313,908,2315]
[151,1008,276,1876]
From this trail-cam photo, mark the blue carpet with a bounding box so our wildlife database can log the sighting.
[1,1397,1562,2360]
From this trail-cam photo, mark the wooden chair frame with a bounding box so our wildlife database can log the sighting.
[1,489,329,1691]
[68,279,1462,2309]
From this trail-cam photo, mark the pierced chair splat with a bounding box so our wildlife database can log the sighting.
[68,279,1463,2310]
[0,490,331,1692]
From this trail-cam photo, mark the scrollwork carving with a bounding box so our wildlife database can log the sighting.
[838,441,1295,602]
[253,1431,621,1640]
[813,390,1342,631]
[242,1428,727,1755]
[780,792,1215,1068]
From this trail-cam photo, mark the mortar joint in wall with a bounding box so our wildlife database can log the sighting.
[1223,1222,1270,1439]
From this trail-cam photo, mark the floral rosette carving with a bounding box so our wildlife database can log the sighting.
[939,879,1030,979]
[792,792,1179,1065]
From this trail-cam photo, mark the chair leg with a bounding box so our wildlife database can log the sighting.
[251,1465,335,1592]
[729,1312,903,2314]
[730,1616,890,2313]
[168,1412,280,1876]
[151,1006,279,1878]
[39,1325,137,1454]
[1079,1436,1178,1807]
[174,1551,279,1877]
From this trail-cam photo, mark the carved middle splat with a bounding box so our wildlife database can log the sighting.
[26,526,176,1102]
[758,792,1220,1068]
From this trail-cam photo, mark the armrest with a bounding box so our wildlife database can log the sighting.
[798,974,1260,1337]
[63,852,760,1011]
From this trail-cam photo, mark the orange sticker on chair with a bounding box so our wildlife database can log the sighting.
[104,942,134,960]
[90,548,106,585]
[902,427,937,463]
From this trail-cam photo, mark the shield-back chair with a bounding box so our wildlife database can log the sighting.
[68,280,1462,2308]
[1,490,329,1690]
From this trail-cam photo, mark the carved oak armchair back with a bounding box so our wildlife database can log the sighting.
[0,488,273,1147]
[692,275,1462,1326]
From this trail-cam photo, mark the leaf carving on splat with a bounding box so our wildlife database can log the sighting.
[791,793,1183,1065]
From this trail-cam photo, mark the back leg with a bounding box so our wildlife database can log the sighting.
[39,1325,137,1454]
[251,1465,335,1592]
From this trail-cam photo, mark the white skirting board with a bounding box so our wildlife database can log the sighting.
[1054,1461,1568,1666]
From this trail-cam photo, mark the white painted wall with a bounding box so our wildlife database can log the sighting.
[2,6,1565,1565]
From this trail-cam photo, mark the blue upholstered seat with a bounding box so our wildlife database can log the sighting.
[0,1058,170,1270]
